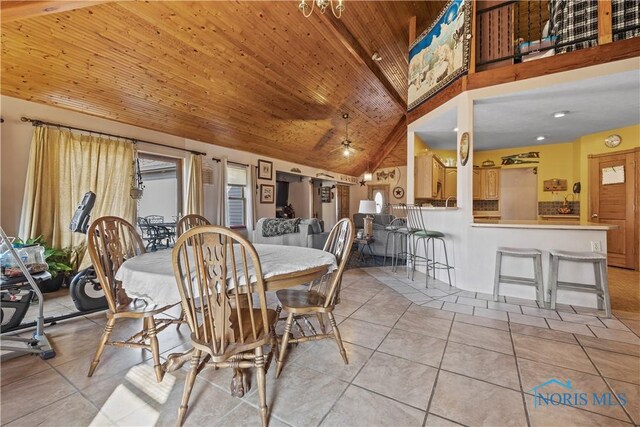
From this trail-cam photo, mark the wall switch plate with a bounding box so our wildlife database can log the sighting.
[591,241,602,252]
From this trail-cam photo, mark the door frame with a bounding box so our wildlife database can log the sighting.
[588,147,639,270]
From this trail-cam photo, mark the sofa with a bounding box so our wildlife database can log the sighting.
[253,218,329,249]
[353,213,403,257]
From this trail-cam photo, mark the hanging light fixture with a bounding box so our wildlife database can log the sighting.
[130,148,144,200]
[299,0,344,18]
[363,160,372,182]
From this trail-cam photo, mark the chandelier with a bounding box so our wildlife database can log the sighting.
[299,0,344,18]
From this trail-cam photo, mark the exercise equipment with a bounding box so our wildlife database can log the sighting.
[68,191,108,312]
[0,227,56,360]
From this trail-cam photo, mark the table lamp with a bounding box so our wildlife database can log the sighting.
[358,200,377,238]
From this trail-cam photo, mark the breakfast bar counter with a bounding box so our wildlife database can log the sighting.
[471,220,617,231]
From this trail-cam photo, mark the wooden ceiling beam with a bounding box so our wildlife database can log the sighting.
[1,1,108,23]
[320,13,407,110]
[367,115,407,174]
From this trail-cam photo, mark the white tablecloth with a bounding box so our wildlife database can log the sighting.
[114,244,337,307]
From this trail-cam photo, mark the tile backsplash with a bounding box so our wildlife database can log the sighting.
[473,200,499,211]
[416,199,457,208]
[538,201,580,215]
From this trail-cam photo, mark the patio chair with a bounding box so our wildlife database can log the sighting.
[145,215,175,248]
[172,226,278,427]
[274,218,354,378]
[86,216,180,382]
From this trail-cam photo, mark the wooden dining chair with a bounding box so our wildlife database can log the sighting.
[172,226,278,427]
[274,218,354,378]
[86,216,180,382]
[176,214,210,236]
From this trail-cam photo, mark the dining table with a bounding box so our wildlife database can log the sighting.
[114,243,337,396]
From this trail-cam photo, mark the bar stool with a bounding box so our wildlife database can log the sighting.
[493,247,544,305]
[548,250,610,318]
[383,204,407,269]
[406,204,453,287]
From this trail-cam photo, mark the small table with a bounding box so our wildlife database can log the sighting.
[352,237,376,266]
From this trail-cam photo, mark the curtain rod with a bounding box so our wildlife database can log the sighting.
[211,157,250,168]
[20,117,207,156]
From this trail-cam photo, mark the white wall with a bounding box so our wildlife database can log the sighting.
[321,180,338,230]
[287,180,311,219]
[0,96,354,236]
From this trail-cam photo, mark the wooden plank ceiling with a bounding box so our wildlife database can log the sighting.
[1,1,443,175]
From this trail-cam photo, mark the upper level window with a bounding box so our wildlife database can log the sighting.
[227,165,247,228]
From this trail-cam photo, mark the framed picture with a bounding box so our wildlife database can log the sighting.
[407,0,471,110]
[257,159,273,180]
[260,184,275,203]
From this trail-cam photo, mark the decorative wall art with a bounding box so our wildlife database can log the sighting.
[260,184,274,203]
[376,169,396,182]
[320,186,332,203]
[408,0,471,110]
[258,159,273,180]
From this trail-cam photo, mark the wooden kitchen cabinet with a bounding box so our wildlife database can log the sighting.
[444,167,457,199]
[415,153,445,199]
[482,167,500,200]
[473,167,500,200]
[473,168,482,200]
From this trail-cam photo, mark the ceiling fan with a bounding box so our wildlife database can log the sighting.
[329,113,363,157]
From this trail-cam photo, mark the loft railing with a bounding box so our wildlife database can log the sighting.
[474,0,640,71]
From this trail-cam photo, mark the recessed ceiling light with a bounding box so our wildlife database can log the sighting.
[553,111,569,118]
[536,136,546,141]
[453,127,458,132]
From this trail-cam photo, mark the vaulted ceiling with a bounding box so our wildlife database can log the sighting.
[1,1,444,175]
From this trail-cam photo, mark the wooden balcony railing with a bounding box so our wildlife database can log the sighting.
[407,0,640,123]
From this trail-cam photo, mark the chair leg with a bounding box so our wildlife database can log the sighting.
[255,346,269,427]
[411,235,418,281]
[316,313,326,334]
[177,349,202,427]
[88,316,115,377]
[422,237,429,287]
[145,316,164,382]
[176,307,185,331]
[275,313,294,378]
[328,312,348,364]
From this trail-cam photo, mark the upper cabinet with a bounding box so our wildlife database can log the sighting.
[444,167,457,199]
[415,153,445,199]
[474,167,500,200]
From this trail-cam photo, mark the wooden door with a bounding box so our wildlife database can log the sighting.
[589,149,638,269]
[336,185,350,220]
[368,185,390,213]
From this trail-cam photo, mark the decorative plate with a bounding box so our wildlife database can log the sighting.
[459,132,470,166]
[393,186,405,199]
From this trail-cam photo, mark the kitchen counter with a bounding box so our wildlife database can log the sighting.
[539,214,580,220]
[419,206,459,211]
[471,220,617,231]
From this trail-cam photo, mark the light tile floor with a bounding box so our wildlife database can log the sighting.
[1,266,639,426]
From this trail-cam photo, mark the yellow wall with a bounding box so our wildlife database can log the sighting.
[473,142,577,203]
[414,135,457,166]
[472,124,640,217]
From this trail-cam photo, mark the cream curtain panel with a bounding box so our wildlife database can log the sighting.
[211,158,228,226]
[245,164,258,234]
[19,127,135,250]
[184,153,204,216]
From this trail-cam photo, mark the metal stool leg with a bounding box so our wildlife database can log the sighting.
[534,253,544,307]
[440,238,453,287]
[599,260,611,318]
[493,251,502,302]
[548,254,559,310]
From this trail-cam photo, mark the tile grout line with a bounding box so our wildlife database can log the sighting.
[314,277,415,427]
[421,310,457,427]
[507,319,532,427]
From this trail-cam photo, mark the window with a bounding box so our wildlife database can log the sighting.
[227,165,247,228]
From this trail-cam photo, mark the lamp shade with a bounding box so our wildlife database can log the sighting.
[358,200,377,214]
